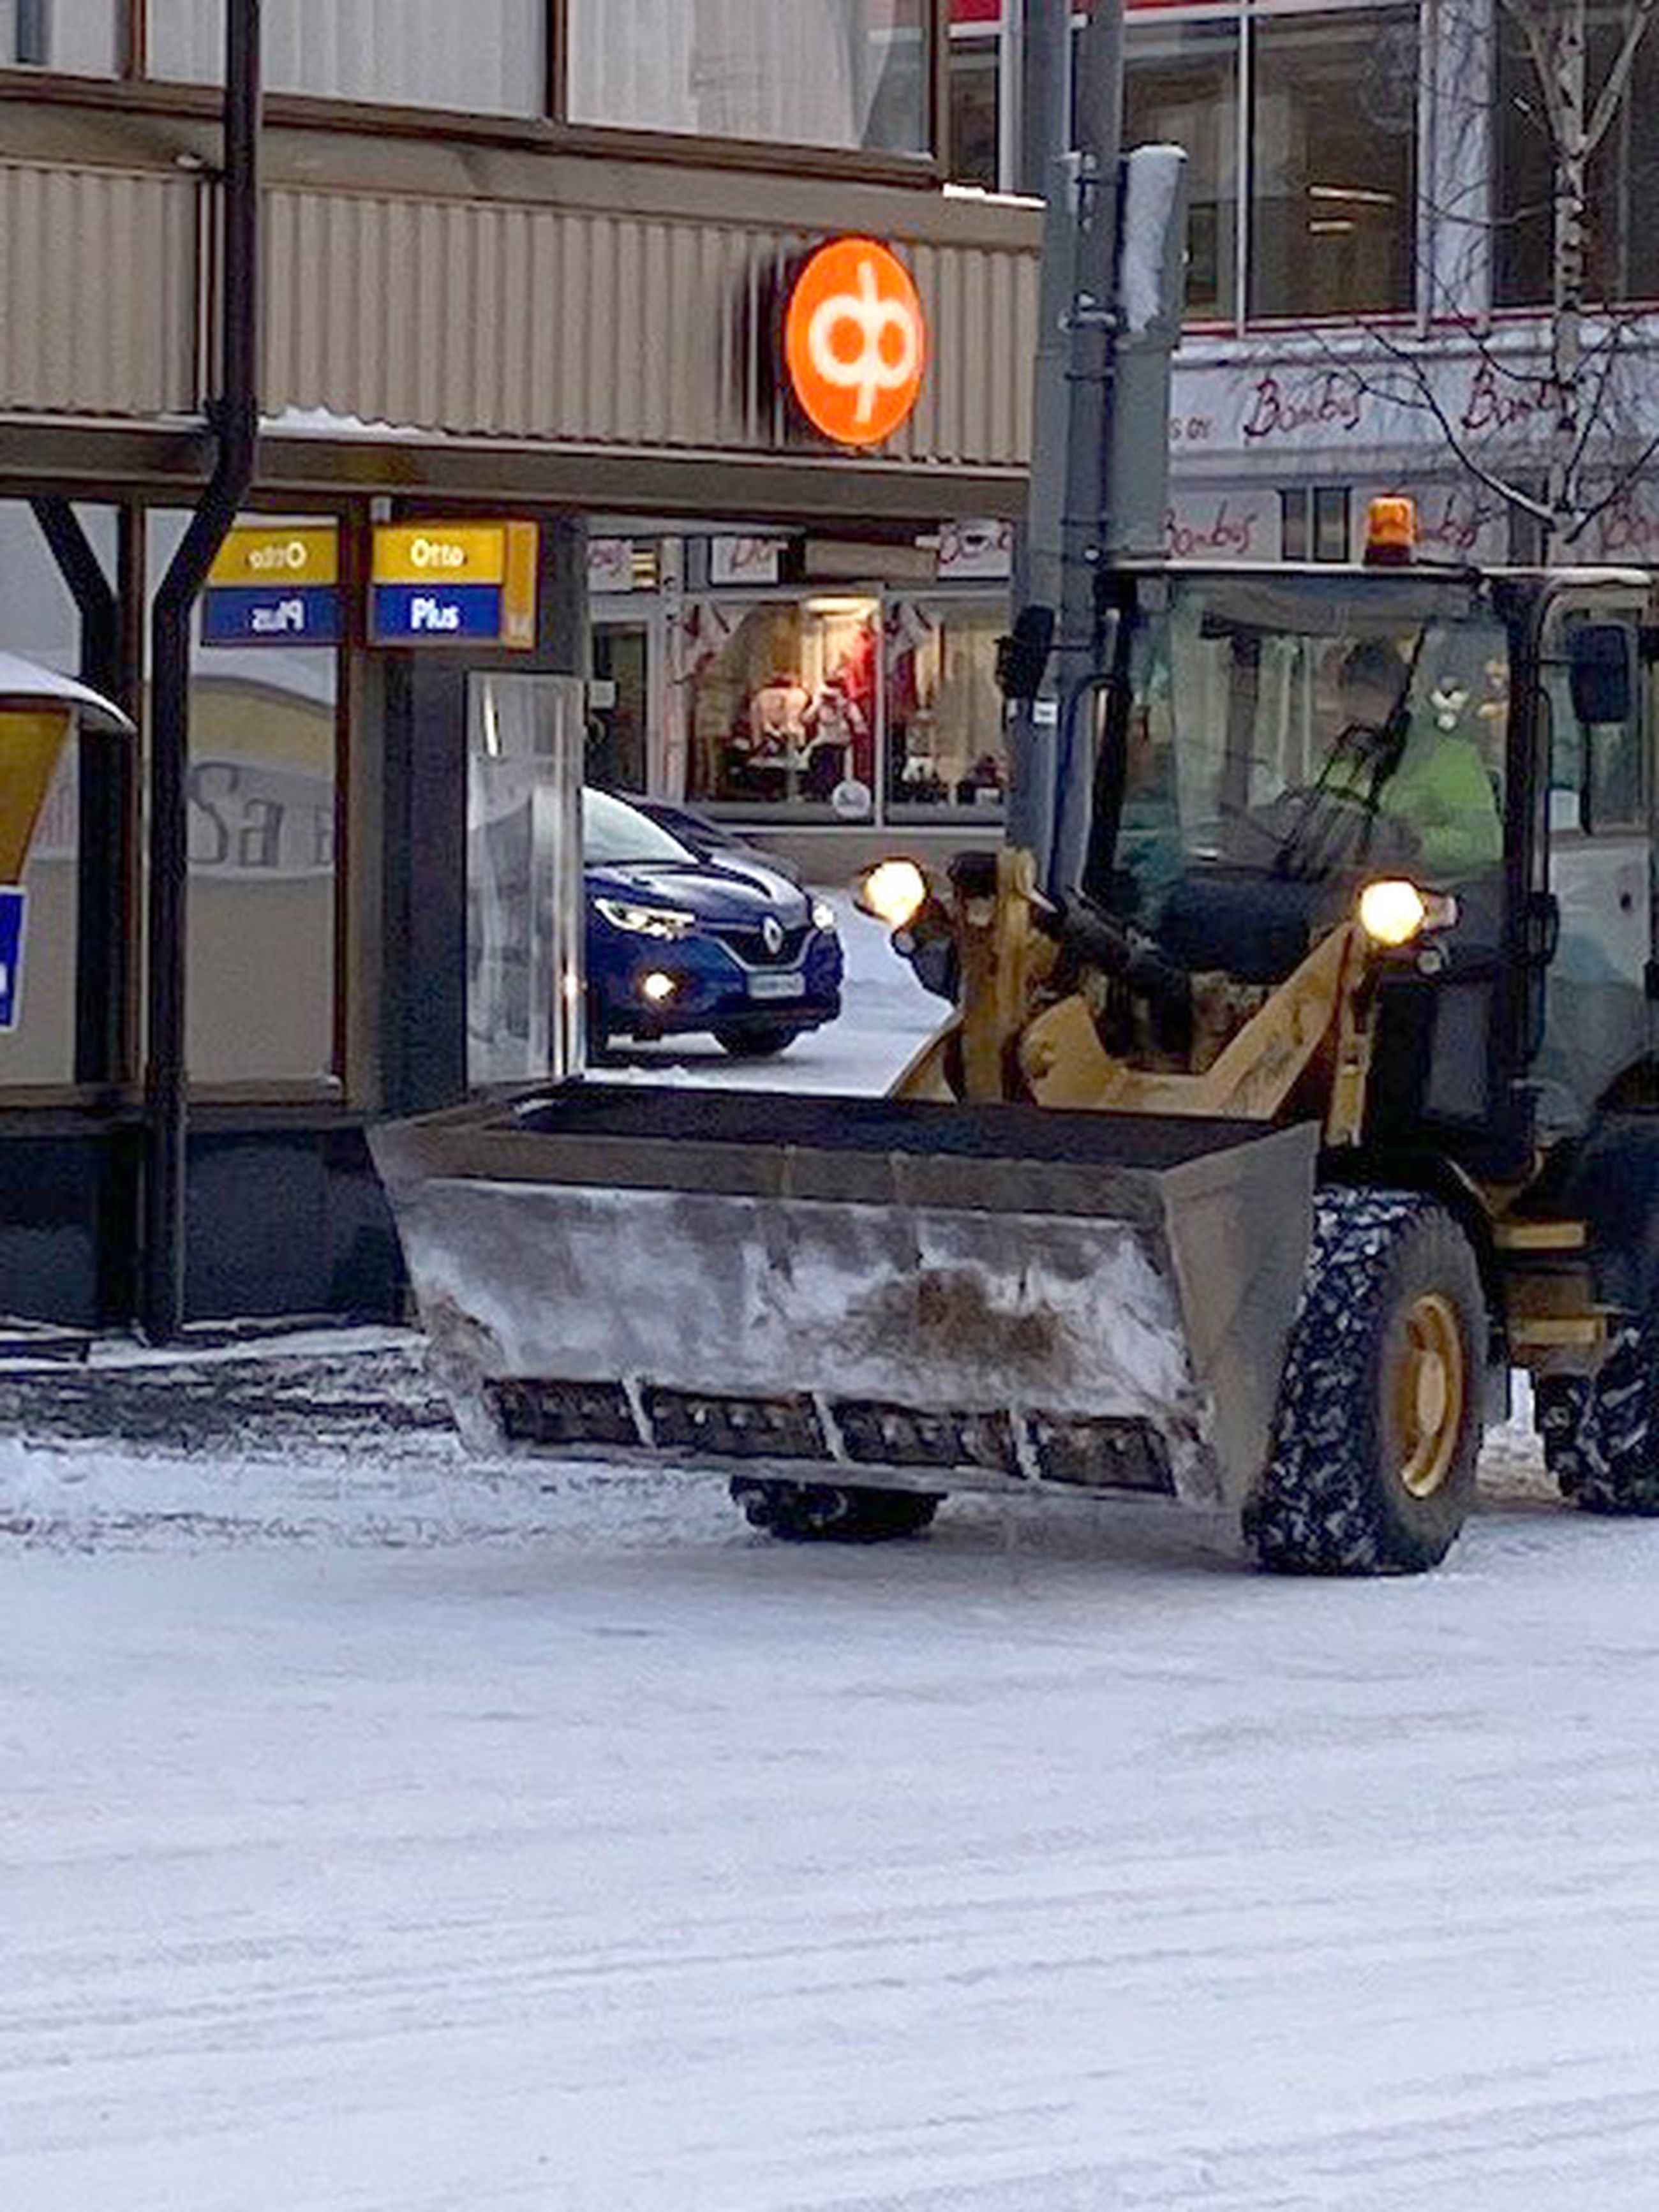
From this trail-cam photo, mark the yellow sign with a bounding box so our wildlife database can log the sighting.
[369,521,539,651]
[209,524,339,588]
[0,708,73,880]
[373,524,516,586]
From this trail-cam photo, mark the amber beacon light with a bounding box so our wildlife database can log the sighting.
[785,237,927,448]
[1364,495,1418,567]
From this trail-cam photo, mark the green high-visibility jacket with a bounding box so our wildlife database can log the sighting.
[1334,724,1503,879]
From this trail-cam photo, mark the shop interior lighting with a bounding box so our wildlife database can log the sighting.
[1307,184,1395,207]
[804,596,880,618]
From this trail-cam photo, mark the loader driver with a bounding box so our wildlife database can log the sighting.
[1328,637,1503,882]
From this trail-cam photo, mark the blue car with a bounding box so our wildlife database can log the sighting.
[584,788,843,1058]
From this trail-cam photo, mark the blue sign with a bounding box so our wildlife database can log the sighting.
[202,585,342,646]
[0,887,26,1032]
[370,583,506,645]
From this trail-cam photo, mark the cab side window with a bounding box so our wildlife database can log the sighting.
[1549,611,1644,835]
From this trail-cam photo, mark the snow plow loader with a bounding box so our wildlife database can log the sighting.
[372,16,1659,1573]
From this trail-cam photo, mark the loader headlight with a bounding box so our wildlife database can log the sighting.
[856,858,928,930]
[595,897,695,940]
[1358,880,1459,947]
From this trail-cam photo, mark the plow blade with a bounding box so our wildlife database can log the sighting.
[372,1088,1317,1511]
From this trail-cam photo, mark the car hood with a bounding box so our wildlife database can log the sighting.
[585,856,810,927]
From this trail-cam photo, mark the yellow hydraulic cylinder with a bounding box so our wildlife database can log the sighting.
[0,706,73,880]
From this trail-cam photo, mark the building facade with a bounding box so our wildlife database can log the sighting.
[0,1,1038,1326]
[5,1,1658,1328]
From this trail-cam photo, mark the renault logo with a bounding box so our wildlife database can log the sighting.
[761,914,784,956]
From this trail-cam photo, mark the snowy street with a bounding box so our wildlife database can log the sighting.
[6,1342,1659,2209]
[6,909,1659,2211]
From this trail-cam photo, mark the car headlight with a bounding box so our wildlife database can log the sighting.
[595,896,696,940]
[811,899,837,933]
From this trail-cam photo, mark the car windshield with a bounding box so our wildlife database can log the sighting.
[1108,574,1511,923]
[583,788,697,867]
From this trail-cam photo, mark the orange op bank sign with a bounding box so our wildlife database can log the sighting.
[784,237,926,447]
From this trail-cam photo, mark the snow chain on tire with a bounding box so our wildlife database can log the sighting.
[1244,1188,1485,1576]
[730,1479,942,1544]
[1537,1324,1659,1515]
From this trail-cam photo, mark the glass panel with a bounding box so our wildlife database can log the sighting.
[680,598,879,819]
[1538,608,1650,1120]
[1,0,117,70]
[149,0,545,115]
[588,625,650,793]
[467,674,584,1089]
[1314,486,1351,563]
[150,512,339,1087]
[949,35,1001,188]
[568,0,930,154]
[885,599,1008,818]
[1112,579,1508,947]
[1126,18,1238,322]
[0,501,108,1085]
[1250,10,1417,319]
[1495,5,1659,307]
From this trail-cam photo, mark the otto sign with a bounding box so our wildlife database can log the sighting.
[204,524,342,647]
[371,522,539,651]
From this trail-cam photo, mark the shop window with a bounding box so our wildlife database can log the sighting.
[679,598,879,819]
[1279,487,1352,564]
[0,501,110,1088]
[149,0,544,115]
[1249,9,1417,319]
[0,0,117,71]
[886,600,1008,818]
[1495,5,1659,308]
[1125,17,1239,323]
[149,513,340,1089]
[567,0,930,155]
[949,32,1001,189]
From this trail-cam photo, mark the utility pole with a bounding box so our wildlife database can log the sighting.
[1004,0,1124,893]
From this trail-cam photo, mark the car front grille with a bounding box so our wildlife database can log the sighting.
[703,920,810,967]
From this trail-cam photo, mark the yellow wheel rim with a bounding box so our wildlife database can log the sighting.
[1393,1293,1466,1500]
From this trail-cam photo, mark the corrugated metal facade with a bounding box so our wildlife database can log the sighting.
[0,152,1035,475]
[0,159,200,418]
[264,186,1035,468]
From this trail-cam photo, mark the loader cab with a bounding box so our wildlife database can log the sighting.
[1091,555,1659,1175]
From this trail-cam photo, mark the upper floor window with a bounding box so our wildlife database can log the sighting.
[0,0,117,71]
[567,0,931,156]
[1249,8,1417,320]
[1117,3,1418,328]
[1494,2,1659,308]
[1124,17,1237,322]
[148,0,547,117]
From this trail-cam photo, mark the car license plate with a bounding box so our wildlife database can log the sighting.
[748,972,804,1001]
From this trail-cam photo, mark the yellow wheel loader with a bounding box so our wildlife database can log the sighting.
[373,530,1659,1575]
[370,16,1659,1574]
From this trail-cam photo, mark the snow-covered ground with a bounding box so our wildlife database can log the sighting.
[5,1330,1659,2211]
[8,903,1659,2210]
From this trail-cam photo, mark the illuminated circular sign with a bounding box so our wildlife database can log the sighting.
[784,237,926,449]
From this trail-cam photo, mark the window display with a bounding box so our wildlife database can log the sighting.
[885,601,1007,817]
[681,599,879,817]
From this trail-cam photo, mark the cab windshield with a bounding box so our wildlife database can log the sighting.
[1104,575,1511,932]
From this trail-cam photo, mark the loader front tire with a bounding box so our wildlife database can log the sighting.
[730,1478,941,1543]
[1537,1324,1659,1515]
[1245,1191,1485,1576]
